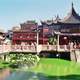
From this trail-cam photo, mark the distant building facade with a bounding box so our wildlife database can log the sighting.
[12,20,49,45]
[0,30,5,44]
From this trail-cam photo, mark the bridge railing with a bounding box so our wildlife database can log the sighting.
[59,45,70,51]
[0,44,80,53]
[41,45,57,51]
[0,45,11,53]
[11,45,36,52]
[0,45,3,53]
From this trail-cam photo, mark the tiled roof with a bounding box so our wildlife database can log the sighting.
[61,3,80,23]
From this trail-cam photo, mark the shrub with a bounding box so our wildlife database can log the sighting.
[7,54,40,69]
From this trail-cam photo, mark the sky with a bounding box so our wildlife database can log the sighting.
[0,0,80,32]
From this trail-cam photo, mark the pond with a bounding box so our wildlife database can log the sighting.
[0,69,48,80]
[0,69,11,80]
[0,68,80,80]
[0,54,41,80]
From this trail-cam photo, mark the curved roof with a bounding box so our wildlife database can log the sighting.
[53,15,61,23]
[61,3,80,23]
[41,16,61,25]
[41,3,80,25]
[41,20,53,25]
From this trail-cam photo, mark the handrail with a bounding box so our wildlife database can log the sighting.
[0,44,80,53]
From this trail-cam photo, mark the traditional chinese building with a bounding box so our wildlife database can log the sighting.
[12,20,49,45]
[12,3,80,48]
[41,3,80,48]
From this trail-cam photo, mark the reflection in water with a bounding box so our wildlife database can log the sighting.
[5,71,47,80]
[0,69,11,80]
[0,69,80,80]
[5,71,80,80]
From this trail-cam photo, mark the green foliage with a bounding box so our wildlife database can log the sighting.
[0,60,10,69]
[48,36,57,45]
[7,54,40,69]
[9,63,18,68]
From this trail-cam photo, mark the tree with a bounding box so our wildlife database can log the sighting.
[48,35,57,45]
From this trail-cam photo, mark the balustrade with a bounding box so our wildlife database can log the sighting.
[0,44,79,53]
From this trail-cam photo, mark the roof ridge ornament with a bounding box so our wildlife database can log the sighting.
[60,2,80,23]
[56,14,60,20]
[72,2,74,9]
[71,2,75,15]
[71,2,78,16]
[55,14,61,23]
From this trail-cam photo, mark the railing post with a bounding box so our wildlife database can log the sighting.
[57,34,60,51]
